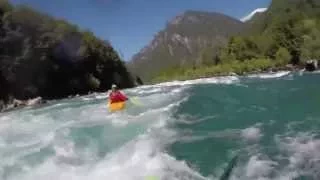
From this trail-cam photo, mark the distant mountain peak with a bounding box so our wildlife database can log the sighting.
[169,12,188,25]
[128,10,245,82]
[240,8,268,22]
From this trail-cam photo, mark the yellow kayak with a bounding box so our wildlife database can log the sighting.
[108,101,126,112]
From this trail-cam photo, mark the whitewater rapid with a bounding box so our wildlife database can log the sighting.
[0,70,319,180]
[0,74,234,180]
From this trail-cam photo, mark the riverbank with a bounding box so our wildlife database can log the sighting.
[150,58,315,84]
[0,93,92,113]
[0,97,47,113]
[0,60,316,113]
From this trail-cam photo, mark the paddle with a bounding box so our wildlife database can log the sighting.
[145,176,158,180]
[129,96,143,106]
[219,154,239,180]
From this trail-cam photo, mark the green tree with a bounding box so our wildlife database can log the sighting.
[275,47,291,66]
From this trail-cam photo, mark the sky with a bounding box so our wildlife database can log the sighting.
[10,0,271,61]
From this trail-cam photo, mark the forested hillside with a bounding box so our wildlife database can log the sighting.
[221,0,320,65]
[0,0,138,108]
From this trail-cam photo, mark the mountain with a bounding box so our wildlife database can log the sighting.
[0,0,137,107]
[129,0,320,83]
[240,8,268,22]
[127,10,246,82]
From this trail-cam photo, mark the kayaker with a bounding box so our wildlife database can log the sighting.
[108,84,128,104]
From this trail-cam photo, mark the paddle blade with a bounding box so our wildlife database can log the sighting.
[145,176,159,180]
[130,97,143,106]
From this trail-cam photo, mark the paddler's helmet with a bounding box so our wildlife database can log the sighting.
[111,84,117,90]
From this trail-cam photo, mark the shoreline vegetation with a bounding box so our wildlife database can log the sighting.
[1,63,314,113]
[152,60,320,83]
[151,59,304,83]
[151,63,316,85]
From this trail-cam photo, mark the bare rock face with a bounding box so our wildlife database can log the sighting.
[127,10,245,82]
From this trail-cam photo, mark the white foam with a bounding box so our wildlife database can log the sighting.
[277,134,320,173]
[241,127,263,142]
[8,118,205,180]
[134,87,163,95]
[176,115,218,125]
[310,70,320,74]
[135,76,239,91]
[86,131,206,180]
[95,94,107,99]
[0,77,210,180]
[81,97,93,101]
[155,76,239,87]
[245,155,278,179]
[247,71,291,79]
[233,133,320,180]
[135,71,291,91]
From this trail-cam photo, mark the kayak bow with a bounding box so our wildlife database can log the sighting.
[108,101,126,112]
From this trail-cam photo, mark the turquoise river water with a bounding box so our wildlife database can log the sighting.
[0,70,320,180]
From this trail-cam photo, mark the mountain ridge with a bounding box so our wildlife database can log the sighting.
[128,10,246,82]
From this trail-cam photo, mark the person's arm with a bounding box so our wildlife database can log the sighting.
[119,91,128,101]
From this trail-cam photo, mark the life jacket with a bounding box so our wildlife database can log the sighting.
[109,91,128,103]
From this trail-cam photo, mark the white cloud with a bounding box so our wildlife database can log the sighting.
[240,8,268,22]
